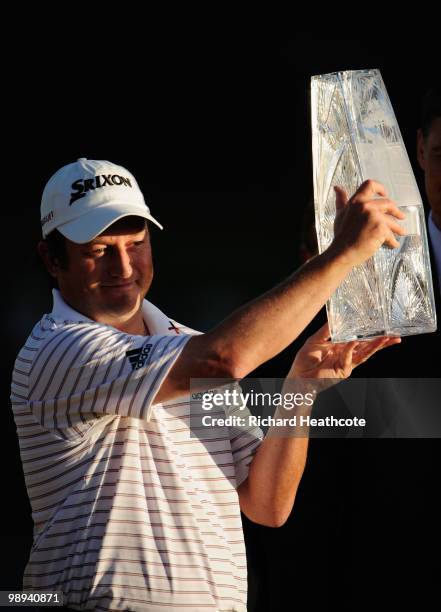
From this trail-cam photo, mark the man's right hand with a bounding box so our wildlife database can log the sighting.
[329,179,407,267]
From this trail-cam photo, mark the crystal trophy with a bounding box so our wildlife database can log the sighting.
[311,69,437,342]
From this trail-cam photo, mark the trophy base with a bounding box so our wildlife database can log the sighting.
[331,323,438,343]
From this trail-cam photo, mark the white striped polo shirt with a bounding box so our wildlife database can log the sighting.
[11,289,264,611]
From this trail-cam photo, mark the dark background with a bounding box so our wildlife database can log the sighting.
[3,31,439,610]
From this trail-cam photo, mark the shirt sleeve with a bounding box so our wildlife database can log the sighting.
[25,321,191,436]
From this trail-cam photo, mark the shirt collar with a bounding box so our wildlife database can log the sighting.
[50,288,174,335]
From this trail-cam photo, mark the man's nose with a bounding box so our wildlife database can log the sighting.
[109,248,133,279]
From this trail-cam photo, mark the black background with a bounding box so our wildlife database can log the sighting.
[3,30,440,610]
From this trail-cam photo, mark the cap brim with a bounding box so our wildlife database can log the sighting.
[56,202,163,243]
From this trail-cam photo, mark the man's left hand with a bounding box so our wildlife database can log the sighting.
[289,323,401,380]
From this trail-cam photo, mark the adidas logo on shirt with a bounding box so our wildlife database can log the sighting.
[126,344,153,370]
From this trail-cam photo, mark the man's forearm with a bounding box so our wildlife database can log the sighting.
[206,244,351,378]
[237,401,312,528]
[163,245,351,401]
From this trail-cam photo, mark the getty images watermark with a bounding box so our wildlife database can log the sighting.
[197,385,367,428]
[189,379,367,439]
[189,378,441,439]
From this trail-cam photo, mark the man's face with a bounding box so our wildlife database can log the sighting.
[417,116,441,226]
[55,217,153,325]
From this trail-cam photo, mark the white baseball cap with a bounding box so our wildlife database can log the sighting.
[41,158,163,243]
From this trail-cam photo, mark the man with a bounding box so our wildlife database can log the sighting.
[418,85,441,297]
[11,158,404,611]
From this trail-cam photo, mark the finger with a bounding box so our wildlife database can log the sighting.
[308,322,331,343]
[382,229,403,249]
[354,179,388,201]
[352,338,387,363]
[382,337,402,348]
[384,217,408,235]
[387,225,407,241]
[353,337,401,366]
[363,337,401,360]
[341,340,358,370]
[368,200,407,220]
[334,186,349,212]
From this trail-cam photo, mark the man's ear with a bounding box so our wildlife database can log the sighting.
[37,241,59,279]
[417,128,426,171]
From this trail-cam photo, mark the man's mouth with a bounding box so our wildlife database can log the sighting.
[102,282,135,288]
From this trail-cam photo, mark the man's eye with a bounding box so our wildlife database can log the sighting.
[91,248,106,255]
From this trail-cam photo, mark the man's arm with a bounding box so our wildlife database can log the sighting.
[236,324,401,527]
[236,413,309,528]
[156,180,406,403]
